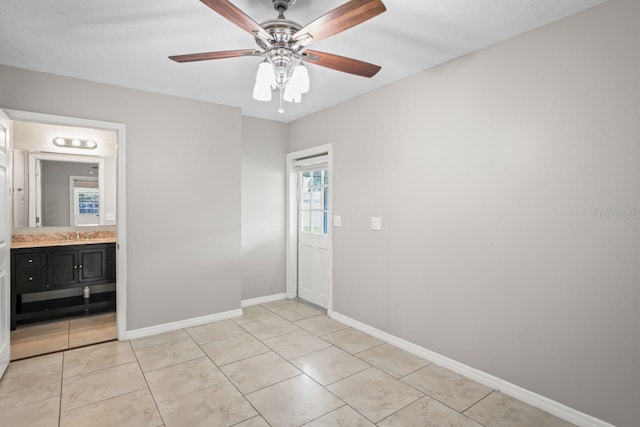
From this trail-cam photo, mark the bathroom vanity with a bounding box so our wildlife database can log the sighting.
[11,233,116,330]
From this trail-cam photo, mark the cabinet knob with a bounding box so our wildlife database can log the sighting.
[28,259,33,263]
[74,265,78,269]
[46,285,50,288]
[28,276,33,281]
[79,264,83,269]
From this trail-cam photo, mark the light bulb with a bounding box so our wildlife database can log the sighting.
[283,84,302,103]
[71,139,81,146]
[253,62,275,102]
[290,64,309,94]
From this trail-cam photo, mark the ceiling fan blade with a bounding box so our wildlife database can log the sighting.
[293,0,386,44]
[169,49,261,63]
[303,50,381,78]
[200,0,272,40]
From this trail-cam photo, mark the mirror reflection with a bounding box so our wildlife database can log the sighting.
[11,121,117,229]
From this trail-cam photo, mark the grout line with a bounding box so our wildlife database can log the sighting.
[297,404,348,426]
[131,340,166,426]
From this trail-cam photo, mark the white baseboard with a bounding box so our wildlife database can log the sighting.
[329,311,614,427]
[123,308,242,341]
[241,293,287,308]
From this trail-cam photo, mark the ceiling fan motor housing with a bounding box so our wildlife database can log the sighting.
[271,0,296,13]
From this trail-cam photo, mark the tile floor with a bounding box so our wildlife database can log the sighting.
[10,312,117,360]
[0,300,576,426]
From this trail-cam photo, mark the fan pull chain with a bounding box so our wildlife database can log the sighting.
[278,89,284,114]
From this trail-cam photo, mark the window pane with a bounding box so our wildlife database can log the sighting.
[301,172,311,187]
[300,187,310,210]
[311,211,323,234]
[313,170,322,186]
[301,210,311,233]
[323,170,329,185]
[323,186,328,210]
[323,211,328,235]
[311,187,322,210]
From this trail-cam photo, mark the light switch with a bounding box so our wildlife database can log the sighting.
[105,212,116,221]
[371,217,382,231]
[333,215,342,227]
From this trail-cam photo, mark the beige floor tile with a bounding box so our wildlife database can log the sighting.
[295,316,349,336]
[60,388,162,427]
[68,313,117,348]
[463,392,576,427]
[327,368,423,423]
[305,405,376,427]
[260,299,298,311]
[0,367,62,411]
[356,343,430,378]
[263,330,332,360]
[130,329,190,350]
[61,361,147,411]
[185,320,246,345]
[134,337,204,372]
[402,364,493,412]
[264,301,325,322]
[233,416,270,427]
[246,375,344,427]
[233,306,277,325]
[63,340,136,378]
[157,382,257,427]
[241,316,301,340]
[145,356,227,403]
[378,396,483,427]
[220,351,301,394]
[322,328,385,354]
[0,395,60,427]
[10,320,69,360]
[291,346,370,385]
[4,352,63,378]
[201,334,270,366]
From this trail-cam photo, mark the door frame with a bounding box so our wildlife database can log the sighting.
[3,109,128,340]
[286,144,334,313]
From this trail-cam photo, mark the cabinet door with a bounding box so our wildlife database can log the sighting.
[48,250,78,287]
[106,246,116,282]
[79,248,106,283]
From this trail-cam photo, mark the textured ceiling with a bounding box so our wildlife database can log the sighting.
[0,0,605,122]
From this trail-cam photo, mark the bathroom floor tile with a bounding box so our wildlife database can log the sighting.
[294,316,349,336]
[233,416,270,427]
[463,392,576,427]
[246,374,344,427]
[60,388,162,427]
[185,320,246,345]
[327,368,423,423]
[4,352,63,379]
[402,364,493,412]
[356,343,430,378]
[261,300,325,321]
[68,313,117,348]
[134,337,205,372]
[263,330,331,360]
[144,356,227,403]
[378,396,483,427]
[322,328,385,354]
[220,351,301,394]
[157,382,257,427]
[240,316,301,340]
[61,361,147,411]
[63,340,136,378]
[291,346,370,385]
[10,320,69,360]
[201,334,270,366]
[304,405,376,427]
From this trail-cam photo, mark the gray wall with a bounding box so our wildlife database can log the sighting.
[0,65,243,330]
[288,1,640,425]
[241,117,288,300]
[41,160,96,226]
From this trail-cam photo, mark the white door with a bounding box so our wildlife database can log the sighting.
[297,166,329,308]
[0,109,12,376]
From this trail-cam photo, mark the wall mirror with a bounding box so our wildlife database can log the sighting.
[11,120,117,229]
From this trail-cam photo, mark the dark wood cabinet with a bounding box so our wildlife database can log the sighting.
[11,243,116,329]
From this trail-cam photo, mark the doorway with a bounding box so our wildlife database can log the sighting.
[286,144,333,311]
[1,108,127,362]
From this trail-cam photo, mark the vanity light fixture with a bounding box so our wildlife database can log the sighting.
[53,137,98,150]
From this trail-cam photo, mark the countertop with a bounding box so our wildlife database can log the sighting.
[11,237,116,249]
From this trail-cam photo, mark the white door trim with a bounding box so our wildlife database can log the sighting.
[3,109,128,340]
[286,144,334,314]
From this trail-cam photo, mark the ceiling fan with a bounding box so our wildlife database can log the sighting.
[170,0,387,113]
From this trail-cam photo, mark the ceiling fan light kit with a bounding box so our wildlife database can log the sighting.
[170,0,387,113]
